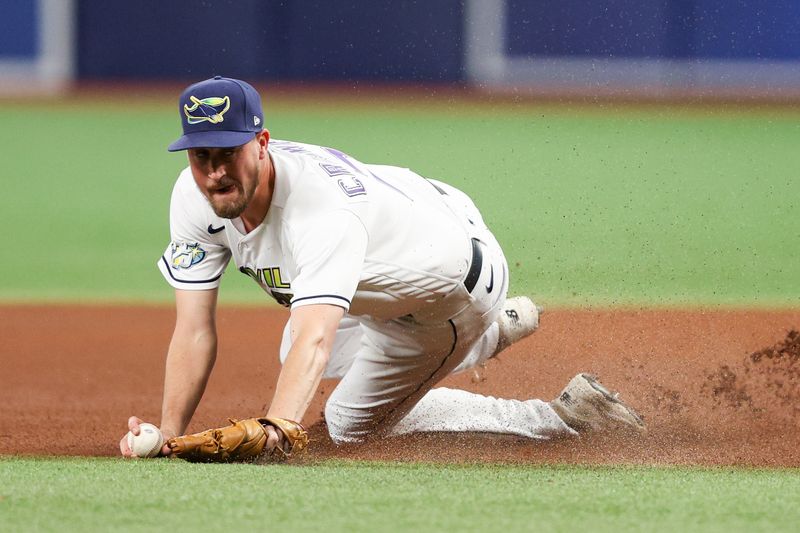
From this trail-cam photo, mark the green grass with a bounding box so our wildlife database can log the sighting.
[2,99,799,306]
[1,457,798,532]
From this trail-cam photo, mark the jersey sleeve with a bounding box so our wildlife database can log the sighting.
[157,176,231,291]
[284,209,367,311]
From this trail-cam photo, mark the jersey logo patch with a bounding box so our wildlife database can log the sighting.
[183,95,230,125]
[171,242,207,269]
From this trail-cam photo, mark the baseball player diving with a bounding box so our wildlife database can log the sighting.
[119,77,645,461]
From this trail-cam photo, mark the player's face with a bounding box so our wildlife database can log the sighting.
[187,138,262,219]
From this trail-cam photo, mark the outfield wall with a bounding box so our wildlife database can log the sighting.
[0,0,74,93]
[76,1,464,83]
[1,1,799,97]
[467,0,800,97]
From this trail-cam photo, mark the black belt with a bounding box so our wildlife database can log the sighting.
[427,179,482,294]
[464,238,483,293]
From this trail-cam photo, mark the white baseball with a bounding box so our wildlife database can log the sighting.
[126,423,164,458]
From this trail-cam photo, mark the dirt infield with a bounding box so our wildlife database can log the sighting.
[1,305,798,466]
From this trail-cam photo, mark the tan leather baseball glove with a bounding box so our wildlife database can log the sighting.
[167,417,309,462]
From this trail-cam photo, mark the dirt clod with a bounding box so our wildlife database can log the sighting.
[703,364,756,410]
[703,329,800,416]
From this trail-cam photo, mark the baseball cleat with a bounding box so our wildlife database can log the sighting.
[495,296,542,354]
[550,373,646,434]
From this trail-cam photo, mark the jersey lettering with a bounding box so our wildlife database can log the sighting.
[271,267,291,288]
[323,146,365,176]
[337,176,366,197]
[320,163,350,177]
[319,151,367,197]
[240,266,291,289]
[270,140,312,155]
[239,266,257,280]
[270,291,293,307]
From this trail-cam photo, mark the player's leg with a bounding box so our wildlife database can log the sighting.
[394,266,643,439]
[284,313,643,440]
[394,298,575,440]
[281,308,566,442]
[398,293,644,436]
[283,314,547,442]
[391,373,645,437]
[323,312,584,443]
[323,315,469,443]
[451,294,542,373]
[389,387,575,439]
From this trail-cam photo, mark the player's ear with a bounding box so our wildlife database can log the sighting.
[257,129,270,159]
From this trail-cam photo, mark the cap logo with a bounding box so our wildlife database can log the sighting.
[183,95,231,125]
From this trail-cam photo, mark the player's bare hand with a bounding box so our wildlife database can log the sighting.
[119,416,144,457]
[119,416,174,458]
[264,424,284,454]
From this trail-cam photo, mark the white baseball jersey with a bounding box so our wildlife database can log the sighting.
[158,139,478,322]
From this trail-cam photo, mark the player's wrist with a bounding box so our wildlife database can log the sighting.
[157,421,181,440]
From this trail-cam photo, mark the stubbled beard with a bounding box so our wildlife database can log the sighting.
[207,181,254,219]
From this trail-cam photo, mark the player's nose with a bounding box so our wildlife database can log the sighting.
[207,165,226,181]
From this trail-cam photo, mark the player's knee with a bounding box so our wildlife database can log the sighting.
[324,399,368,445]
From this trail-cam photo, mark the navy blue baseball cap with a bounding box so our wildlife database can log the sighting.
[167,76,264,152]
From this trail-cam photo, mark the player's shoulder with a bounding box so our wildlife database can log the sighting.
[270,140,369,212]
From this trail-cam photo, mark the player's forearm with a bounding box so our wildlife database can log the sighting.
[159,328,217,437]
[266,337,329,422]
